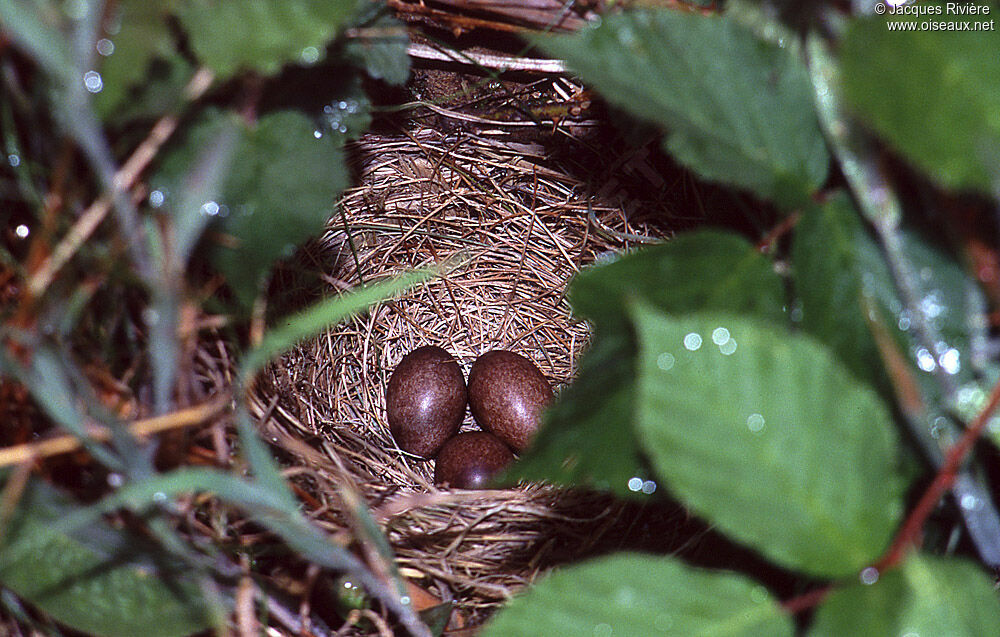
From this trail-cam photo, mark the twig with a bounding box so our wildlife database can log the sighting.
[876,377,1000,570]
[0,394,229,468]
[407,42,566,74]
[26,67,214,298]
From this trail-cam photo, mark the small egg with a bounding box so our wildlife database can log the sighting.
[386,346,467,458]
[434,432,514,489]
[467,350,552,451]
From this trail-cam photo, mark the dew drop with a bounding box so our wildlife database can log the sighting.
[627,477,643,492]
[106,472,124,487]
[300,46,319,64]
[919,291,944,318]
[640,480,657,495]
[8,153,20,167]
[83,70,103,93]
[929,417,948,440]
[313,129,323,139]
[711,327,730,345]
[200,201,220,217]
[656,352,675,371]
[683,332,702,351]
[915,348,936,372]
[152,491,168,503]
[14,224,29,239]
[859,567,879,585]
[747,413,765,433]
[938,348,960,375]
[96,38,114,56]
[149,189,165,207]
[961,494,983,511]
[654,613,672,631]
[719,339,738,356]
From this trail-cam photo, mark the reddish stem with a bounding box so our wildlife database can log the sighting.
[782,584,832,615]
[784,377,1000,617]
[875,377,1000,570]
[756,211,801,253]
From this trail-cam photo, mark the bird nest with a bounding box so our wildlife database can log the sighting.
[249,124,687,626]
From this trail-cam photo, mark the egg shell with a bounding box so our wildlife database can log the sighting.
[386,346,467,458]
[467,349,553,451]
[434,432,515,489]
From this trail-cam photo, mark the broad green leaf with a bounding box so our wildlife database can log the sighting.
[570,231,786,332]
[152,108,348,308]
[507,332,652,494]
[535,10,828,206]
[104,55,195,124]
[481,553,793,637]
[809,554,1000,636]
[841,8,1000,193]
[93,0,184,120]
[792,193,894,390]
[344,8,410,85]
[511,231,786,496]
[177,0,359,79]
[0,478,211,637]
[794,194,996,432]
[630,304,903,577]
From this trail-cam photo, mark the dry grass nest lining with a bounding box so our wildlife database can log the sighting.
[252,125,674,612]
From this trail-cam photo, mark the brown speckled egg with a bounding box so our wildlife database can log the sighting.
[467,350,553,452]
[434,432,514,489]
[386,346,466,458]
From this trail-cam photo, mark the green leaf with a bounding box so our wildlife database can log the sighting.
[841,8,1000,193]
[344,9,410,85]
[93,0,185,121]
[152,108,348,308]
[630,304,903,577]
[794,194,996,427]
[0,478,211,637]
[103,55,195,124]
[177,0,360,79]
[513,232,784,494]
[481,553,793,637]
[512,231,786,496]
[507,332,651,494]
[534,10,828,206]
[809,554,1000,636]
[570,230,787,332]
[792,193,894,390]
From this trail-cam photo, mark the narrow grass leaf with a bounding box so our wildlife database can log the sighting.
[241,268,432,378]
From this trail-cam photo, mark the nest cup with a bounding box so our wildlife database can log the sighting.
[254,126,672,618]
